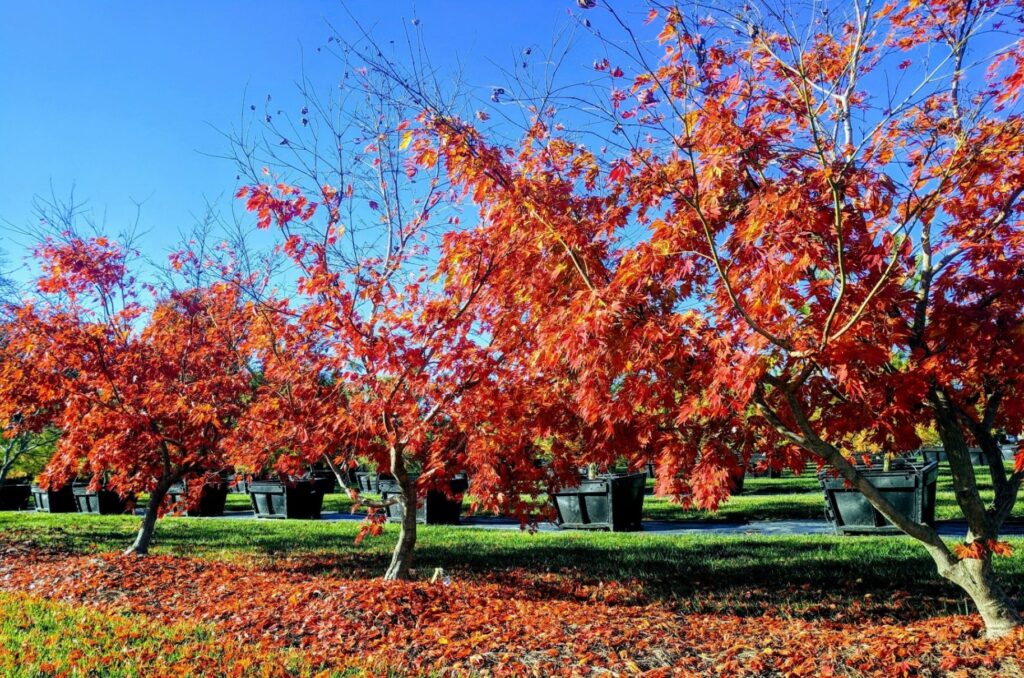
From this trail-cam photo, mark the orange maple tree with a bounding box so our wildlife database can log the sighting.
[27,234,257,554]
[0,312,63,485]
[222,61,586,579]
[399,0,1024,636]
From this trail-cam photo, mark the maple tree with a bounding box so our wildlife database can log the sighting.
[28,233,257,554]
[394,0,1024,636]
[0,313,62,485]
[223,58,555,579]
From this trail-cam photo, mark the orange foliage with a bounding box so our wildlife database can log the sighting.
[954,540,1015,560]
[23,237,257,518]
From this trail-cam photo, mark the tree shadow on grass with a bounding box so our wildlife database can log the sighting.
[643,497,825,522]
[409,536,1018,622]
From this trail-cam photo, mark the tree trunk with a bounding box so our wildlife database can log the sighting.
[921,389,1022,635]
[945,555,1022,639]
[124,475,175,556]
[834,450,1023,637]
[776,396,1022,637]
[383,468,417,580]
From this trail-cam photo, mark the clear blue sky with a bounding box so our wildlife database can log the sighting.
[0,0,603,284]
[3,1,1003,290]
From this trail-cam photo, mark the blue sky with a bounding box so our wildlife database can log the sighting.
[0,0,606,285]
[2,1,1010,292]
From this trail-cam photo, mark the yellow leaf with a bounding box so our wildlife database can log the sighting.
[683,110,698,136]
[399,131,413,151]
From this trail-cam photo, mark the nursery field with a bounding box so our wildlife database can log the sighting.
[4,0,1024,674]
[0,517,1023,676]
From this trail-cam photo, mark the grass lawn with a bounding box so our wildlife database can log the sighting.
[643,464,1024,522]
[0,591,323,678]
[1,511,1022,609]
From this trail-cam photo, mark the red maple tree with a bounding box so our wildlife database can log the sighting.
[412,0,1024,636]
[223,38,651,574]
[0,311,63,485]
[29,234,257,554]
[224,59,539,578]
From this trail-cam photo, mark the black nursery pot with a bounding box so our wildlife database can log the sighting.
[72,484,133,515]
[919,447,947,463]
[745,453,783,479]
[728,466,745,493]
[552,472,646,532]
[379,474,468,525]
[0,482,31,511]
[309,469,339,493]
[818,459,939,535]
[166,480,229,517]
[30,484,77,513]
[355,471,376,493]
[919,447,987,465]
[248,478,328,520]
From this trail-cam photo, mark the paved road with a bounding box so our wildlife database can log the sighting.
[206,509,1024,537]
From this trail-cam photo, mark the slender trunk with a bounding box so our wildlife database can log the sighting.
[949,396,1023,530]
[945,555,1022,639]
[975,428,1009,490]
[928,392,1022,636]
[124,474,175,556]
[835,445,1022,636]
[383,449,417,580]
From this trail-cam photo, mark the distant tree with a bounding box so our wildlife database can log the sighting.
[0,313,62,484]
[0,249,18,313]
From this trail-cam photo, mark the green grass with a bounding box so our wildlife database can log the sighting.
[447,464,1018,522]
[1,509,1022,676]
[222,491,358,513]
[643,464,1022,522]
[0,591,329,677]
[643,474,826,521]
